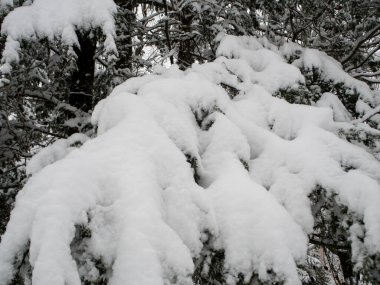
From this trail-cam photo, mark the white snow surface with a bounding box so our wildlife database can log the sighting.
[1,0,117,66]
[316,92,352,122]
[1,35,380,285]
[26,133,90,176]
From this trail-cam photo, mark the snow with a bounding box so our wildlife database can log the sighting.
[292,48,374,103]
[1,0,117,66]
[0,92,212,285]
[268,99,333,140]
[201,115,306,284]
[1,34,380,285]
[354,104,380,124]
[26,133,90,176]
[216,35,304,93]
[0,0,13,10]
[316,92,352,122]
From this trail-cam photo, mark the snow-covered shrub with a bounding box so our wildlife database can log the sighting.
[1,35,380,285]
[0,0,117,71]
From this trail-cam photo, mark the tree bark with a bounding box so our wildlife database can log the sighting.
[336,250,355,285]
[69,30,97,112]
[114,1,136,71]
[177,10,195,69]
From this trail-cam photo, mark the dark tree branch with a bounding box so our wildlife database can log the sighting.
[346,44,380,72]
[340,23,380,65]
[163,0,174,64]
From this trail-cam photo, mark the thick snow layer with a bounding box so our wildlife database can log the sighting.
[26,133,90,176]
[0,92,213,285]
[316,92,352,122]
[1,0,117,66]
[216,35,304,93]
[1,35,380,285]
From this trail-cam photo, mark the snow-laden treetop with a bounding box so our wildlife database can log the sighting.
[0,0,117,72]
[1,35,380,285]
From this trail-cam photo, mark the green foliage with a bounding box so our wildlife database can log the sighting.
[71,224,110,285]
[193,249,226,285]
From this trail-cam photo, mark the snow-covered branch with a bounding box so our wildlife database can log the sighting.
[1,35,380,285]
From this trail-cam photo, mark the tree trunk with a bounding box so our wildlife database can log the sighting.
[69,30,97,112]
[336,250,355,285]
[177,10,195,69]
[114,1,135,71]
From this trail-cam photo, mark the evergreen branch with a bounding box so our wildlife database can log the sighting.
[354,105,380,123]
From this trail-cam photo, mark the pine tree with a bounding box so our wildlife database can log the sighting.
[0,1,380,285]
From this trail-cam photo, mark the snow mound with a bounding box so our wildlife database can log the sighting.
[1,35,380,285]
